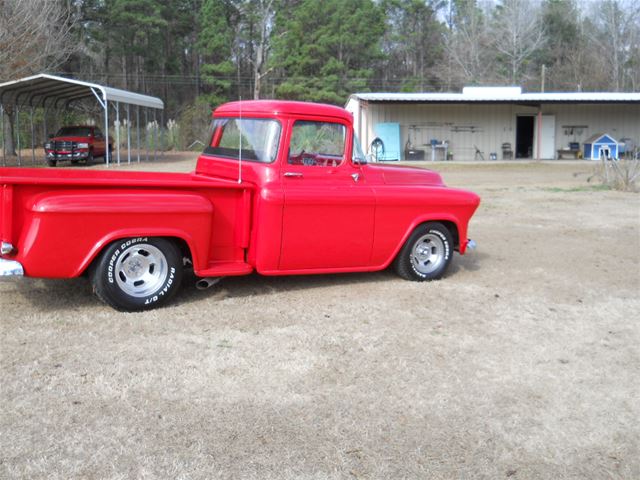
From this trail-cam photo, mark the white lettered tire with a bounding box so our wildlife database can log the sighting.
[91,237,183,311]
[394,222,453,281]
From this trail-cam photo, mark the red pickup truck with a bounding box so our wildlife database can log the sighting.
[1,100,480,311]
[44,125,111,166]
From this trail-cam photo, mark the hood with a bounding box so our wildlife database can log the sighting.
[370,164,445,186]
[49,136,91,142]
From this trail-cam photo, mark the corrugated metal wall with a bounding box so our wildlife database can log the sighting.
[357,103,639,161]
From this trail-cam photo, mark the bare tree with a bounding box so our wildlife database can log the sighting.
[443,1,495,88]
[490,0,545,84]
[0,0,76,155]
[587,0,640,92]
[246,0,276,100]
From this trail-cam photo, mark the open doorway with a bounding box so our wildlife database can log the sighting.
[516,116,534,158]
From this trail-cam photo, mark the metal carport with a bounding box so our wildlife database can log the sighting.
[0,74,164,167]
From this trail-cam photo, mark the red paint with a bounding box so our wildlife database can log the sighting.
[0,100,480,282]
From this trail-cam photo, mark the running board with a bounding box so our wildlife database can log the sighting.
[196,262,253,277]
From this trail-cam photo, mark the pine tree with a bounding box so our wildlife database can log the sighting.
[198,0,237,106]
[271,0,385,104]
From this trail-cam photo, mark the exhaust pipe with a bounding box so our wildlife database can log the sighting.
[195,277,223,290]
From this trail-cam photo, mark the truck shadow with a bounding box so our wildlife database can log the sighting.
[10,251,487,313]
[12,277,98,312]
[446,250,486,275]
[178,250,488,305]
[177,270,396,304]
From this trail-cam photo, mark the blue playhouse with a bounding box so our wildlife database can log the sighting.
[583,133,619,160]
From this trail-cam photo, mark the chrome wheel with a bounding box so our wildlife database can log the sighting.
[410,233,445,275]
[114,243,168,297]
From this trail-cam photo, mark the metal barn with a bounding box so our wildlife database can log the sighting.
[345,87,640,161]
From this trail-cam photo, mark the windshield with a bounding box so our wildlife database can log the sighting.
[55,127,91,137]
[204,118,281,163]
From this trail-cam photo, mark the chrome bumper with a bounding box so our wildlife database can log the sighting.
[466,239,477,251]
[0,258,24,276]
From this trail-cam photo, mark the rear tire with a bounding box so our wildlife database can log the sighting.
[47,159,57,167]
[91,237,183,311]
[394,222,453,281]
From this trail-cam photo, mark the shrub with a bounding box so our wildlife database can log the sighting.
[589,157,640,192]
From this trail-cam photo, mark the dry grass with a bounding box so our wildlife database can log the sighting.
[1,158,639,479]
[588,158,640,192]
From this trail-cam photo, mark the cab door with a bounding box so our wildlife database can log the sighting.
[279,119,375,270]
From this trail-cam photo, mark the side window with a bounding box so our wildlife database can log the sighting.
[352,133,367,164]
[288,121,345,167]
[94,128,103,139]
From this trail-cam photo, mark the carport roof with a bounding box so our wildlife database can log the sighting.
[349,90,640,104]
[0,73,164,109]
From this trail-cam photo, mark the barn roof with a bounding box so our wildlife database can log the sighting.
[349,88,640,105]
[0,73,163,109]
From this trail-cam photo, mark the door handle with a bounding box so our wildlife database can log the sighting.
[284,172,303,178]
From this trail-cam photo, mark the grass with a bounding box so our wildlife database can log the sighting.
[1,159,638,479]
[541,185,613,193]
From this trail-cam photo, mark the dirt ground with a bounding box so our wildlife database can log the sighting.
[1,155,639,479]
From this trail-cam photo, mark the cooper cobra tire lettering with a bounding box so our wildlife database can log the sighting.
[393,222,454,282]
[91,238,183,312]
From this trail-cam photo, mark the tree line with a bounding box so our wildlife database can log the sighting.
[1,0,639,152]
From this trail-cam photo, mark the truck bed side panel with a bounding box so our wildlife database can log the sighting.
[1,167,253,278]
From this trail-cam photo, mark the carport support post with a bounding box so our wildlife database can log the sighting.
[153,109,157,162]
[16,106,21,166]
[104,99,110,167]
[161,109,165,159]
[43,107,47,160]
[145,108,149,162]
[115,101,120,165]
[1,104,5,166]
[136,106,140,163]
[536,107,542,162]
[30,108,35,165]
[126,104,131,164]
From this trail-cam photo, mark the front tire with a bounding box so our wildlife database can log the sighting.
[394,222,453,281]
[91,237,183,311]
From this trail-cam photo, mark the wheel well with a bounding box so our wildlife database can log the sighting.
[171,237,192,263]
[427,220,459,250]
[82,235,193,277]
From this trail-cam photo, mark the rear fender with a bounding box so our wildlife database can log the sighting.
[19,190,213,278]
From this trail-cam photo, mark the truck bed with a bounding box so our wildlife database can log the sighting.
[1,167,254,278]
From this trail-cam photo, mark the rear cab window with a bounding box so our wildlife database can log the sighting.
[204,118,281,163]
